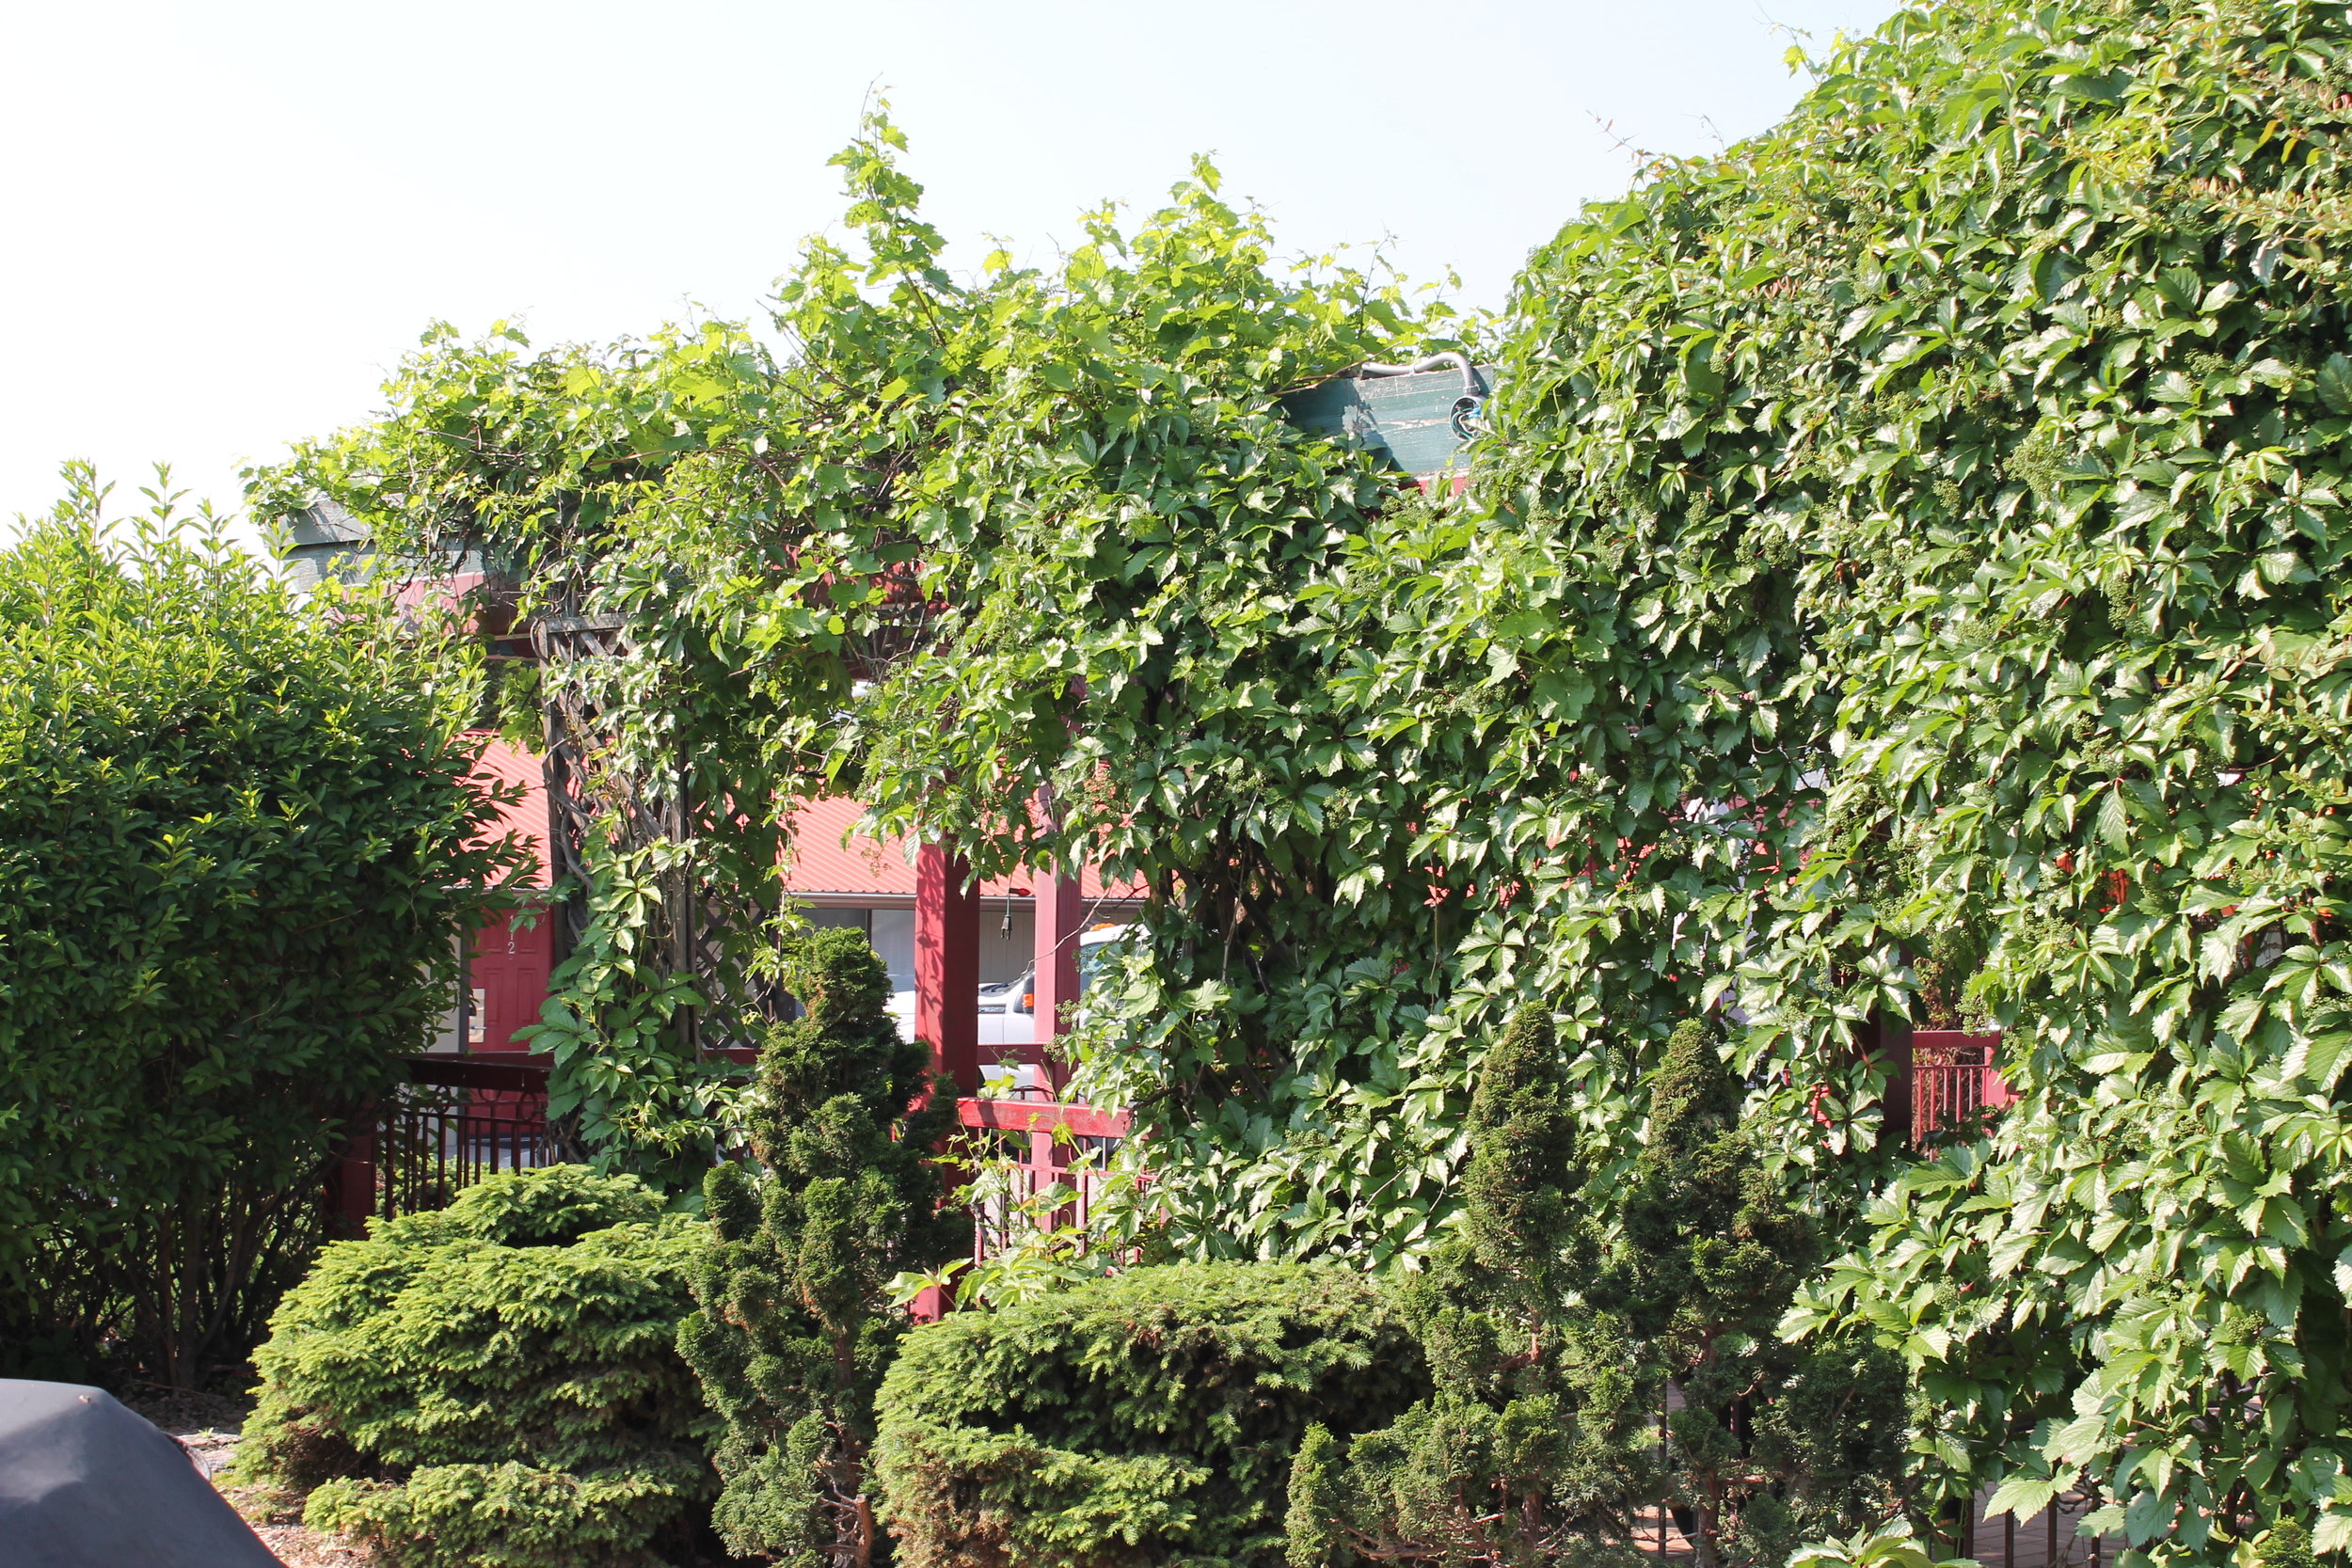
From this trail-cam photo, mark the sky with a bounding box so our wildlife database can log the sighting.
[1,0,1906,544]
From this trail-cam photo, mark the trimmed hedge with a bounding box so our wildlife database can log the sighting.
[234,1166,717,1568]
[871,1262,1428,1568]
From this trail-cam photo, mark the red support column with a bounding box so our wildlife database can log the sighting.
[916,838,980,1096]
[1031,868,1083,1093]
[324,1126,378,1240]
[914,839,980,1324]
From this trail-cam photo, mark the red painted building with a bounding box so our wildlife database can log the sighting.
[436,743,1143,1084]
[434,736,558,1053]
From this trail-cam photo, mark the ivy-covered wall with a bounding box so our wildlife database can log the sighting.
[256,1,2352,1552]
[1472,0,2352,1553]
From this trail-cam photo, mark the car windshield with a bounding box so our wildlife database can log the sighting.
[1075,930,1136,997]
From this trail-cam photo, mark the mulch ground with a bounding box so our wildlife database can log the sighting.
[119,1386,373,1568]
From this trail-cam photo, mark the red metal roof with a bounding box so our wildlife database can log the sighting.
[467,734,552,886]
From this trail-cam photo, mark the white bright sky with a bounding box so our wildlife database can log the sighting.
[2,0,1904,544]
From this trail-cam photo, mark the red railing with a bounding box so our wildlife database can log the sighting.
[1912,1030,2014,1140]
[955,1094,1134,1261]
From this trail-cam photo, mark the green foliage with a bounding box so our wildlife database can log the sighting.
[871,1261,1428,1568]
[248,4,2352,1550]
[1506,0,2352,1552]
[2265,1517,2321,1568]
[0,466,527,1385]
[250,107,1475,1238]
[1600,1022,1904,1565]
[1785,1526,1978,1568]
[1283,1004,1650,1566]
[676,926,964,1566]
[522,836,743,1191]
[1288,1010,1901,1567]
[1263,0,2352,1550]
[235,1165,715,1568]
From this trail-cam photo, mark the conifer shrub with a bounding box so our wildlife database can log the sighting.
[676,925,964,1566]
[1601,1019,1905,1565]
[872,1260,1427,1568]
[1287,1007,1903,1568]
[234,1164,717,1568]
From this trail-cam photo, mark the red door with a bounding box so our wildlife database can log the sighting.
[469,905,554,1053]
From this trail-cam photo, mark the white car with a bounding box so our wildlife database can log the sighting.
[886,924,1141,1049]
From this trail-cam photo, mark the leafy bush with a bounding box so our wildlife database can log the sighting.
[1288,1010,1902,1567]
[872,1261,1427,1568]
[0,469,526,1385]
[1787,1527,1978,1568]
[677,926,963,1565]
[235,1165,717,1568]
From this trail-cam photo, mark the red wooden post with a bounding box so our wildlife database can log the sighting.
[1031,867,1083,1089]
[325,1126,378,1240]
[912,838,979,1326]
[916,838,980,1095]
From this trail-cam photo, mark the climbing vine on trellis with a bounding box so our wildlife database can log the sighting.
[255,109,1473,1198]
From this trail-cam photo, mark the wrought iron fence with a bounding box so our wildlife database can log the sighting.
[329,1055,556,1229]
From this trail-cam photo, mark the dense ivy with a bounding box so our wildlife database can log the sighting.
[1454,0,2352,1557]
[0,468,526,1384]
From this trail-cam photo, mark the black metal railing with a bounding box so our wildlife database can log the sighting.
[382,1055,555,1217]
[327,1055,556,1230]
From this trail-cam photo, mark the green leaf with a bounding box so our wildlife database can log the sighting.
[1987,1473,2064,1520]
[2314,1511,2352,1556]
[2317,354,2352,417]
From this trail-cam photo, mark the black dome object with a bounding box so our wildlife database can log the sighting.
[0,1381,280,1566]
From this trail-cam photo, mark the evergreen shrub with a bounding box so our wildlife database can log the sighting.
[677,925,963,1566]
[1289,1009,1902,1568]
[872,1261,1428,1568]
[234,1165,717,1568]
